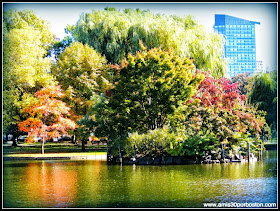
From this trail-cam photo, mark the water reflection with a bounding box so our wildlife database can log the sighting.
[3,151,277,208]
[3,161,80,207]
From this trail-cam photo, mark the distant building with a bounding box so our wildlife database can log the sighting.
[213,14,260,78]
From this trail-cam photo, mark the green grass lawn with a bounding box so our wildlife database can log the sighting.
[4,152,107,158]
[3,141,107,154]
[3,151,107,158]
[264,138,277,144]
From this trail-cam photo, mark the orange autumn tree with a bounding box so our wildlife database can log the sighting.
[18,86,77,154]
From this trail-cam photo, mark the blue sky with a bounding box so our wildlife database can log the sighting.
[3,2,277,70]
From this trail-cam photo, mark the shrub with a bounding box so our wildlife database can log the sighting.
[125,127,185,157]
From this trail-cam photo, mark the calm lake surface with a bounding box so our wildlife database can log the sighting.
[3,150,277,208]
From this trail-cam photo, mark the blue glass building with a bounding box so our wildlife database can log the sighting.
[213,14,260,78]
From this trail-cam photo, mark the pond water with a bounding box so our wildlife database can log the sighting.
[3,150,277,208]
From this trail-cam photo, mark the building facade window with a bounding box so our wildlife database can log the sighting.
[213,14,260,77]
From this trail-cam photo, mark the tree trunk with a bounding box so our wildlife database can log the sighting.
[107,140,109,160]
[72,135,76,144]
[247,142,250,162]
[221,144,224,160]
[41,137,45,154]
[12,137,17,147]
[82,139,86,152]
[134,145,137,160]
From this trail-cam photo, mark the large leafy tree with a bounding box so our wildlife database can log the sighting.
[67,8,227,78]
[3,9,55,51]
[18,86,77,154]
[3,9,56,144]
[51,42,112,119]
[94,45,204,143]
[169,74,270,158]
[248,70,277,137]
[51,42,112,150]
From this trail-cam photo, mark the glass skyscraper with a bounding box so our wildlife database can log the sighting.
[213,14,260,78]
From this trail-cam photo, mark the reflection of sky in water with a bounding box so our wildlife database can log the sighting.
[3,151,277,208]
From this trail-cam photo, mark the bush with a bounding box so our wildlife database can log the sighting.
[168,134,220,158]
[125,127,184,157]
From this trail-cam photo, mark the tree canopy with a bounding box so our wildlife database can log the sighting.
[3,9,56,138]
[3,9,55,51]
[167,74,270,158]
[18,86,77,153]
[93,45,204,141]
[248,70,277,136]
[67,8,227,78]
[51,42,112,119]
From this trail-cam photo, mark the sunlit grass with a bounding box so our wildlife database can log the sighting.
[3,142,107,154]
[264,138,277,144]
[3,152,107,157]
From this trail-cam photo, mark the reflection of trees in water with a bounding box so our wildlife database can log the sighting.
[74,160,104,206]
[25,161,78,207]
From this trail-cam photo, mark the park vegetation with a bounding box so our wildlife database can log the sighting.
[3,8,277,161]
[17,86,77,154]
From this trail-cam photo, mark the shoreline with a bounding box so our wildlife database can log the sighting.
[3,152,107,161]
[108,155,260,165]
[3,145,276,163]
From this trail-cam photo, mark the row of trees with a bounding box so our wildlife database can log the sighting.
[3,8,276,158]
[3,9,57,147]
[66,7,227,78]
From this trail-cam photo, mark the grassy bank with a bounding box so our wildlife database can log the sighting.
[3,151,106,157]
[3,151,107,161]
[3,141,107,154]
[3,142,107,160]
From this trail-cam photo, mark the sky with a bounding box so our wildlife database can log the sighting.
[3,2,278,70]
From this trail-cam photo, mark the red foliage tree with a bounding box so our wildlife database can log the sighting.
[182,73,270,157]
[18,86,77,154]
[191,75,246,110]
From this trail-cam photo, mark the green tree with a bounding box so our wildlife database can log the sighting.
[248,70,277,137]
[3,9,55,52]
[51,42,112,118]
[51,42,112,150]
[3,9,56,145]
[94,45,204,144]
[67,8,227,78]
